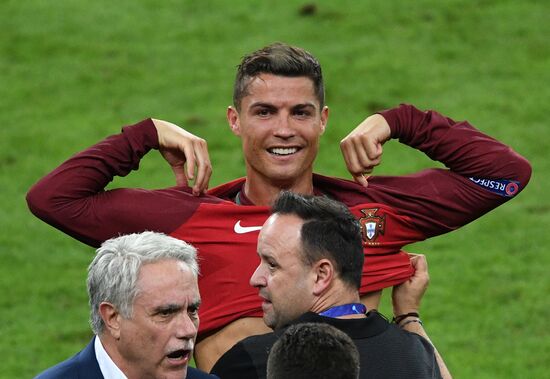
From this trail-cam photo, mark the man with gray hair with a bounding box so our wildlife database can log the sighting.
[35,231,218,379]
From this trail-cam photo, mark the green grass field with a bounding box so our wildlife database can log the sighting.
[1,0,548,377]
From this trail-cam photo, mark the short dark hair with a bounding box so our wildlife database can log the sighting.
[272,192,364,290]
[267,322,360,379]
[233,42,325,111]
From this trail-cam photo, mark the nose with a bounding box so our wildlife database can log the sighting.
[175,312,198,340]
[249,264,266,288]
[272,114,295,139]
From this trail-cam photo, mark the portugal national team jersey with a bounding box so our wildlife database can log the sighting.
[27,104,531,335]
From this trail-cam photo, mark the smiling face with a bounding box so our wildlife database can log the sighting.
[228,74,329,191]
[250,213,315,329]
[115,260,200,379]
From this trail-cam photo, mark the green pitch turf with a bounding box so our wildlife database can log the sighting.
[1,1,548,377]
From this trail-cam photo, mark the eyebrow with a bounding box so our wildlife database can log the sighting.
[152,299,201,313]
[292,103,316,109]
[249,102,277,110]
[153,304,182,314]
[258,250,275,262]
[249,102,317,109]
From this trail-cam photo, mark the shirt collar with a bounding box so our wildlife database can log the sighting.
[287,311,389,339]
[236,185,326,206]
[94,336,128,379]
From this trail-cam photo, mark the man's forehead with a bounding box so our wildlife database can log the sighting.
[242,74,318,106]
[258,214,303,255]
[136,261,198,296]
[138,259,191,279]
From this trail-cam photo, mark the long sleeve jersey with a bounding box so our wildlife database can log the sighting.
[27,104,531,335]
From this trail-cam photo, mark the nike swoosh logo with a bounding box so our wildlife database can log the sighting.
[234,220,263,234]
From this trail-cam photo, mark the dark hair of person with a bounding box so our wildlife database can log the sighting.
[233,42,325,111]
[272,191,364,290]
[267,322,360,379]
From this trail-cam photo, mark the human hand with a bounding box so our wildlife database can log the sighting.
[339,114,391,187]
[392,253,429,316]
[152,119,212,196]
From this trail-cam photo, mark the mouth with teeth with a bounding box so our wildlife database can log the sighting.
[268,147,300,156]
[166,348,191,366]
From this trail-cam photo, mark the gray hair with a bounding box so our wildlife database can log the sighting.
[87,231,199,335]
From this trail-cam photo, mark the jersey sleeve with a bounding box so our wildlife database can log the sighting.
[370,104,532,237]
[26,119,215,247]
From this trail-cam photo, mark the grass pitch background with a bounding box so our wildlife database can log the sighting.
[1,0,548,377]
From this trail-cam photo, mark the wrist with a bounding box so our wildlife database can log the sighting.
[399,318,423,329]
[392,312,419,325]
[377,108,399,139]
[150,118,165,144]
[392,307,419,317]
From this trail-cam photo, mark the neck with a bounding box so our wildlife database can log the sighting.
[99,334,134,378]
[243,172,314,206]
[310,286,364,319]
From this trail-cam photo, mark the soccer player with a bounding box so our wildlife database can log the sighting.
[27,42,531,371]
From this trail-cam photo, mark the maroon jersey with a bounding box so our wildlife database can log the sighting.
[27,104,531,335]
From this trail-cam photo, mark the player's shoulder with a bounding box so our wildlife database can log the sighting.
[313,173,371,205]
[207,177,246,200]
[34,361,78,379]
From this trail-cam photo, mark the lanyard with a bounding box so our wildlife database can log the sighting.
[318,303,367,318]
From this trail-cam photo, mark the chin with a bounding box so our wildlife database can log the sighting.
[268,170,306,185]
[263,316,276,330]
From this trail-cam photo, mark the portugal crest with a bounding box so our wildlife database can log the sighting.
[359,208,385,242]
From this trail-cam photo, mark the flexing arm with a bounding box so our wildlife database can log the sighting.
[341,104,531,185]
[380,104,531,183]
[26,119,217,247]
[340,104,532,236]
[152,118,212,194]
[392,254,452,379]
[340,113,391,187]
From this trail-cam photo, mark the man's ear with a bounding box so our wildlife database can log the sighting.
[312,259,334,296]
[99,302,122,339]
[319,106,329,135]
[227,106,241,136]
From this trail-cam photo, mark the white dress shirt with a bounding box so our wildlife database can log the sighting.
[94,336,128,379]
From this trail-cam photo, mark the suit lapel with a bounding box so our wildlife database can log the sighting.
[76,337,104,379]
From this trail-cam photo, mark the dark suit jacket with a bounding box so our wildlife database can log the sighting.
[34,337,218,379]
